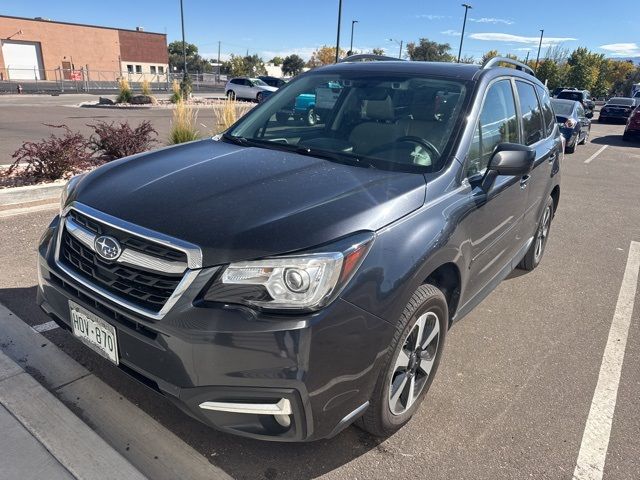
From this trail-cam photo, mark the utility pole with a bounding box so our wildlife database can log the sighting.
[335,0,343,63]
[349,20,358,55]
[217,41,221,82]
[389,39,403,59]
[535,29,544,73]
[458,3,472,63]
[179,0,187,77]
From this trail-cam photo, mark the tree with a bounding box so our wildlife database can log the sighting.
[480,49,499,65]
[566,47,602,92]
[459,55,475,64]
[535,59,562,90]
[371,48,385,56]
[282,54,305,76]
[406,39,454,62]
[269,56,283,66]
[221,54,267,77]
[167,41,212,74]
[307,46,346,68]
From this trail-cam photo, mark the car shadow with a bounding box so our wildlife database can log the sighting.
[0,286,383,480]
[590,134,640,148]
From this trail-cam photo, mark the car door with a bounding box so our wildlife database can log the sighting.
[516,82,560,239]
[462,78,530,301]
[576,103,588,140]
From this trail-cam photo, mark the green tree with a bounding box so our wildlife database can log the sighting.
[406,38,454,62]
[282,54,305,76]
[566,47,602,91]
[371,48,385,56]
[480,49,499,65]
[269,56,283,66]
[168,41,212,74]
[535,59,562,90]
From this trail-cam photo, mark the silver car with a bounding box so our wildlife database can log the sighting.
[225,77,278,102]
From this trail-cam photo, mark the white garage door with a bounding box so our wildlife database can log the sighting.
[2,41,44,80]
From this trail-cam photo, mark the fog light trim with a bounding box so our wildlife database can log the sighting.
[198,398,292,415]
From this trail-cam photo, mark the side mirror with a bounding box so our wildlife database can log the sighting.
[481,143,536,191]
[585,111,593,119]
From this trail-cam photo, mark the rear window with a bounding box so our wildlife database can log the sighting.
[551,101,574,116]
[557,91,583,102]
[607,97,634,106]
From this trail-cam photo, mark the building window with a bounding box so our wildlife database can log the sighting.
[150,66,156,74]
[158,66,164,74]
[127,64,133,73]
[135,65,142,73]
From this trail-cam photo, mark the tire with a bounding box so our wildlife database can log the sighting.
[599,116,607,123]
[226,90,236,99]
[518,196,554,271]
[305,107,317,126]
[357,284,447,437]
[579,127,589,145]
[256,92,263,103]
[565,138,576,153]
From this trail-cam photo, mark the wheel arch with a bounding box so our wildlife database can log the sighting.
[550,185,560,213]
[423,262,461,326]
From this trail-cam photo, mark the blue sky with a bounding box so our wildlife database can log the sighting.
[4,0,639,61]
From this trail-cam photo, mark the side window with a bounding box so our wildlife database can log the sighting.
[577,104,585,117]
[231,79,241,85]
[536,86,555,136]
[466,80,518,177]
[516,81,544,145]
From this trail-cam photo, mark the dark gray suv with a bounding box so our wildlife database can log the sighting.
[37,56,561,442]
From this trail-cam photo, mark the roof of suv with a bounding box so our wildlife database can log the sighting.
[313,60,542,84]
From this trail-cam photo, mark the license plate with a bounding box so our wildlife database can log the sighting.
[69,301,119,364]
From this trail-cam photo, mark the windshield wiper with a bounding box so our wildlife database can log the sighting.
[294,146,375,168]
[221,133,251,146]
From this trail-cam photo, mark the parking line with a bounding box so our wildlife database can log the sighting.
[32,321,59,333]
[573,241,640,480]
[584,145,608,164]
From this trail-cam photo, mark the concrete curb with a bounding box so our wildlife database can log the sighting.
[0,303,232,480]
[0,350,146,480]
[0,181,65,206]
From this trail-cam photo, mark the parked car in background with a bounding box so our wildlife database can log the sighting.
[599,97,637,123]
[276,82,343,126]
[552,86,571,97]
[39,57,561,442]
[258,76,286,88]
[225,77,278,102]
[623,105,640,141]
[556,89,595,114]
[551,99,591,153]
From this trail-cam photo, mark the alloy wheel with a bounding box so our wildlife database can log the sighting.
[534,204,552,262]
[388,311,440,416]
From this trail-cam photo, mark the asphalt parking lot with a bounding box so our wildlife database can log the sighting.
[1,109,639,479]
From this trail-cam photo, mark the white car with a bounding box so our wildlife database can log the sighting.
[225,77,278,102]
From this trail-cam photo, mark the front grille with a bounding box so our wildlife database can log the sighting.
[59,211,187,313]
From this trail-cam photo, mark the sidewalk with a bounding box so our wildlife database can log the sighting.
[0,349,146,480]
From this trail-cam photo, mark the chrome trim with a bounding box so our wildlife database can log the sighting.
[198,398,292,416]
[65,216,188,275]
[54,202,204,320]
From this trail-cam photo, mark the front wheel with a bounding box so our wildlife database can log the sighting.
[579,127,589,145]
[305,107,317,126]
[518,196,554,271]
[256,92,263,103]
[226,90,236,99]
[357,284,447,437]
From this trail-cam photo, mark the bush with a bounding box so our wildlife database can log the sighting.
[213,97,254,134]
[4,125,93,182]
[180,74,192,98]
[170,79,182,103]
[89,121,157,161]
[141,78,152,96]
[169,101,200,144]
[116,78,132,103]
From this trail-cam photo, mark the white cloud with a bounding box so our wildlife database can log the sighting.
[599,42,640,57]
[415,14,447,20]
[469,32,576,47]
[514,47,533,52]
[258,47,321,61]
[469,17,514,25]
[441,30,461,37]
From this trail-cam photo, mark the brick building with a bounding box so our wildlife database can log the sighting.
[0,15,168,81]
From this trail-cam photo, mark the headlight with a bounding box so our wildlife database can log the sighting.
[202,233,374,311]
[60,174,85,213]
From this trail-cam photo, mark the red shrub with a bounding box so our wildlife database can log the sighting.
[89,120,157,161]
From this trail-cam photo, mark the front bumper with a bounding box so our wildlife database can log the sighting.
[37,216,392,441]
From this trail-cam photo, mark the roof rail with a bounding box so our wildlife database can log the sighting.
[482,56,534,76]
[338,54,404,63]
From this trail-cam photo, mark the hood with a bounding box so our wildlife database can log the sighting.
[259,85,278,92]
[72,140,426,266]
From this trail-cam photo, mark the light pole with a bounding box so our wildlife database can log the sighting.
[457,3,472,63]
[335,0,343,63]
[388,38,403,59]
[535,29,544,73]
[349,20,359,55]
[179,0,187,77]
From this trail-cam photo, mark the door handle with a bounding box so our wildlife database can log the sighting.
[520,175,530,189]
[548,153,557,163]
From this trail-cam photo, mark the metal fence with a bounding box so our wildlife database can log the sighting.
[0,67,226,94]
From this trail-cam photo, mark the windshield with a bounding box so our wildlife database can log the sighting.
[551,100,574,116]
[252,78,269,87]
[225,71,468,171]
[607,97,634,106]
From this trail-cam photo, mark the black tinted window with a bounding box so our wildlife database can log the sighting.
[536,86,555,136]
[558,91,583,102]
[231,79,242,85]
[516,81,544,145]
[467,80,518,176]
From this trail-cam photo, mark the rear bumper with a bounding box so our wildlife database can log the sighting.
[37,216,392,441]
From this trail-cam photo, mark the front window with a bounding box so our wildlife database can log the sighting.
[225,71,468,171]
[251,78,269,87]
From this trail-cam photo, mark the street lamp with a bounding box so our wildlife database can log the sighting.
[535,29,544,73]
[457,3,472,63]
[349,20,359,55]
[335,0,343,63]
[179,0,188,77]
[388,38,403,59]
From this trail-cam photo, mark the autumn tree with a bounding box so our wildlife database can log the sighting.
[406,39,454,62]
[307,46,346,68]
[480,49,499,65]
